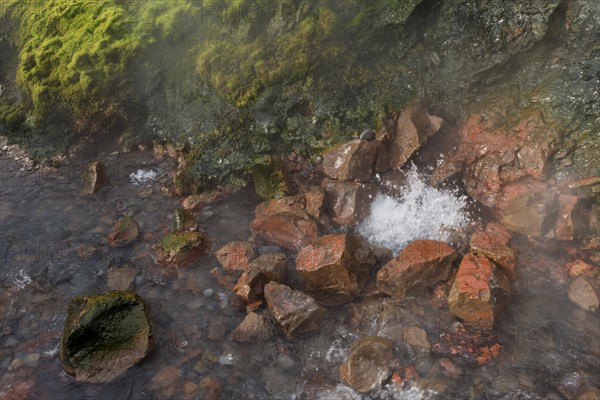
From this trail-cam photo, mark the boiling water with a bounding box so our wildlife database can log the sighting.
[359,167,470,254]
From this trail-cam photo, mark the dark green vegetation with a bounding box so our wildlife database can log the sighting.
[1,0,598,190]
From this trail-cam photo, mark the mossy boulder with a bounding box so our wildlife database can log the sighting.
[108,216,139,247]
[153,231,212,268]
[60,290,154,383]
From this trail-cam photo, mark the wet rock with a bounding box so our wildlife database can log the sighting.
[470,230,517,281]
[567,276,600,312]
[233,253,288,303]
[339,336,394,394]
[181,191,227,211]
[232,312,272,343]
[566,259,594,278]
[494,181,558,237]
[108,216,139,247]
[322,139,379,182]
[82,160,108,194]
[296,234,377,306]
[215,241,256,271]
[448,253,511,328]
[372,244,394,265]
[60,291,153,383]
[456,111,552,208]
[558,372,584,400]
[263,282,325,337]
[360,129,375,141]
[484,221,513,246]
[432,322,501,365]
[373,141,391,173]
[172,209,198,232]
[199,376,224,400]
[322,179,377,227]
[376,240,457,298]
[389,103,443,169]
[553,194,587,240]
[577,388,600,400]
[250,194,323,250]
[153,231,212,268]
[107,265,139,291]
[252,156,288,200]
[400,325,430,350]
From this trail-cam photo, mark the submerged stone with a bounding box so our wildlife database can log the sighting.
[340,336,394,393]
[215,241,256,271]
[108,216,139,247]
[567,276,600,312]
[233,253,288,303]
[60,291,153,383]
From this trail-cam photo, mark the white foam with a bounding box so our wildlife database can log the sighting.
[11,269,32,290]
[129,168,160,185]
[358,166,470,254]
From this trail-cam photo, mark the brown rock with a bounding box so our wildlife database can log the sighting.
[250,195,324,250]
[107,265,139,291]
[181,191,227,211]
[400,326,430,350]
[199,376,224,400]
[82,160,108,194]
[322,179,377,227]
[448,254,511,328]
[389,103,443,169]
[340,336,394,393]
[233,253,288,303]
[215,241,256,271]
[566,259,594,278]
[567,276,600,312]
[296,234,377,306]
[263,282,325,337]
[322,139,379,182]
[108,217,140,247]
[576,387,600,400]
[376,240,457,298]
[553,194,587,240]
[373,141,390,172]
[494,181,557,237]
[470,230,517,281]
[232,312,272,343]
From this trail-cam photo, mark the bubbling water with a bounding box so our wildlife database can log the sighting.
[358,166,470,254]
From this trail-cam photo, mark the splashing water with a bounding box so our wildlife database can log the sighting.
[358,166,470,254]
[129,168,160,185]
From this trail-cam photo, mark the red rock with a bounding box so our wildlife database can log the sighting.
[181,191,227,211]
[553,194,587,240]
[494,181,557,237]
[250,195,324,250]
[448,253,511,328]
[215,241,256,271]
[432,322,501,365]
[322,139,379,182]
[296,234,377,306]
[340,336,394,394]
[108,217,139,247]
[322,179,377,227]
[263,282,325,337]
[389,103,443,169]
[484,221,512,246]
[470,230,517,281]
[376,240,457,298]
[233,253,288,303]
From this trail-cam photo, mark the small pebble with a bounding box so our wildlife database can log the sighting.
[2,145,8,151]
[360,129,375,141]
